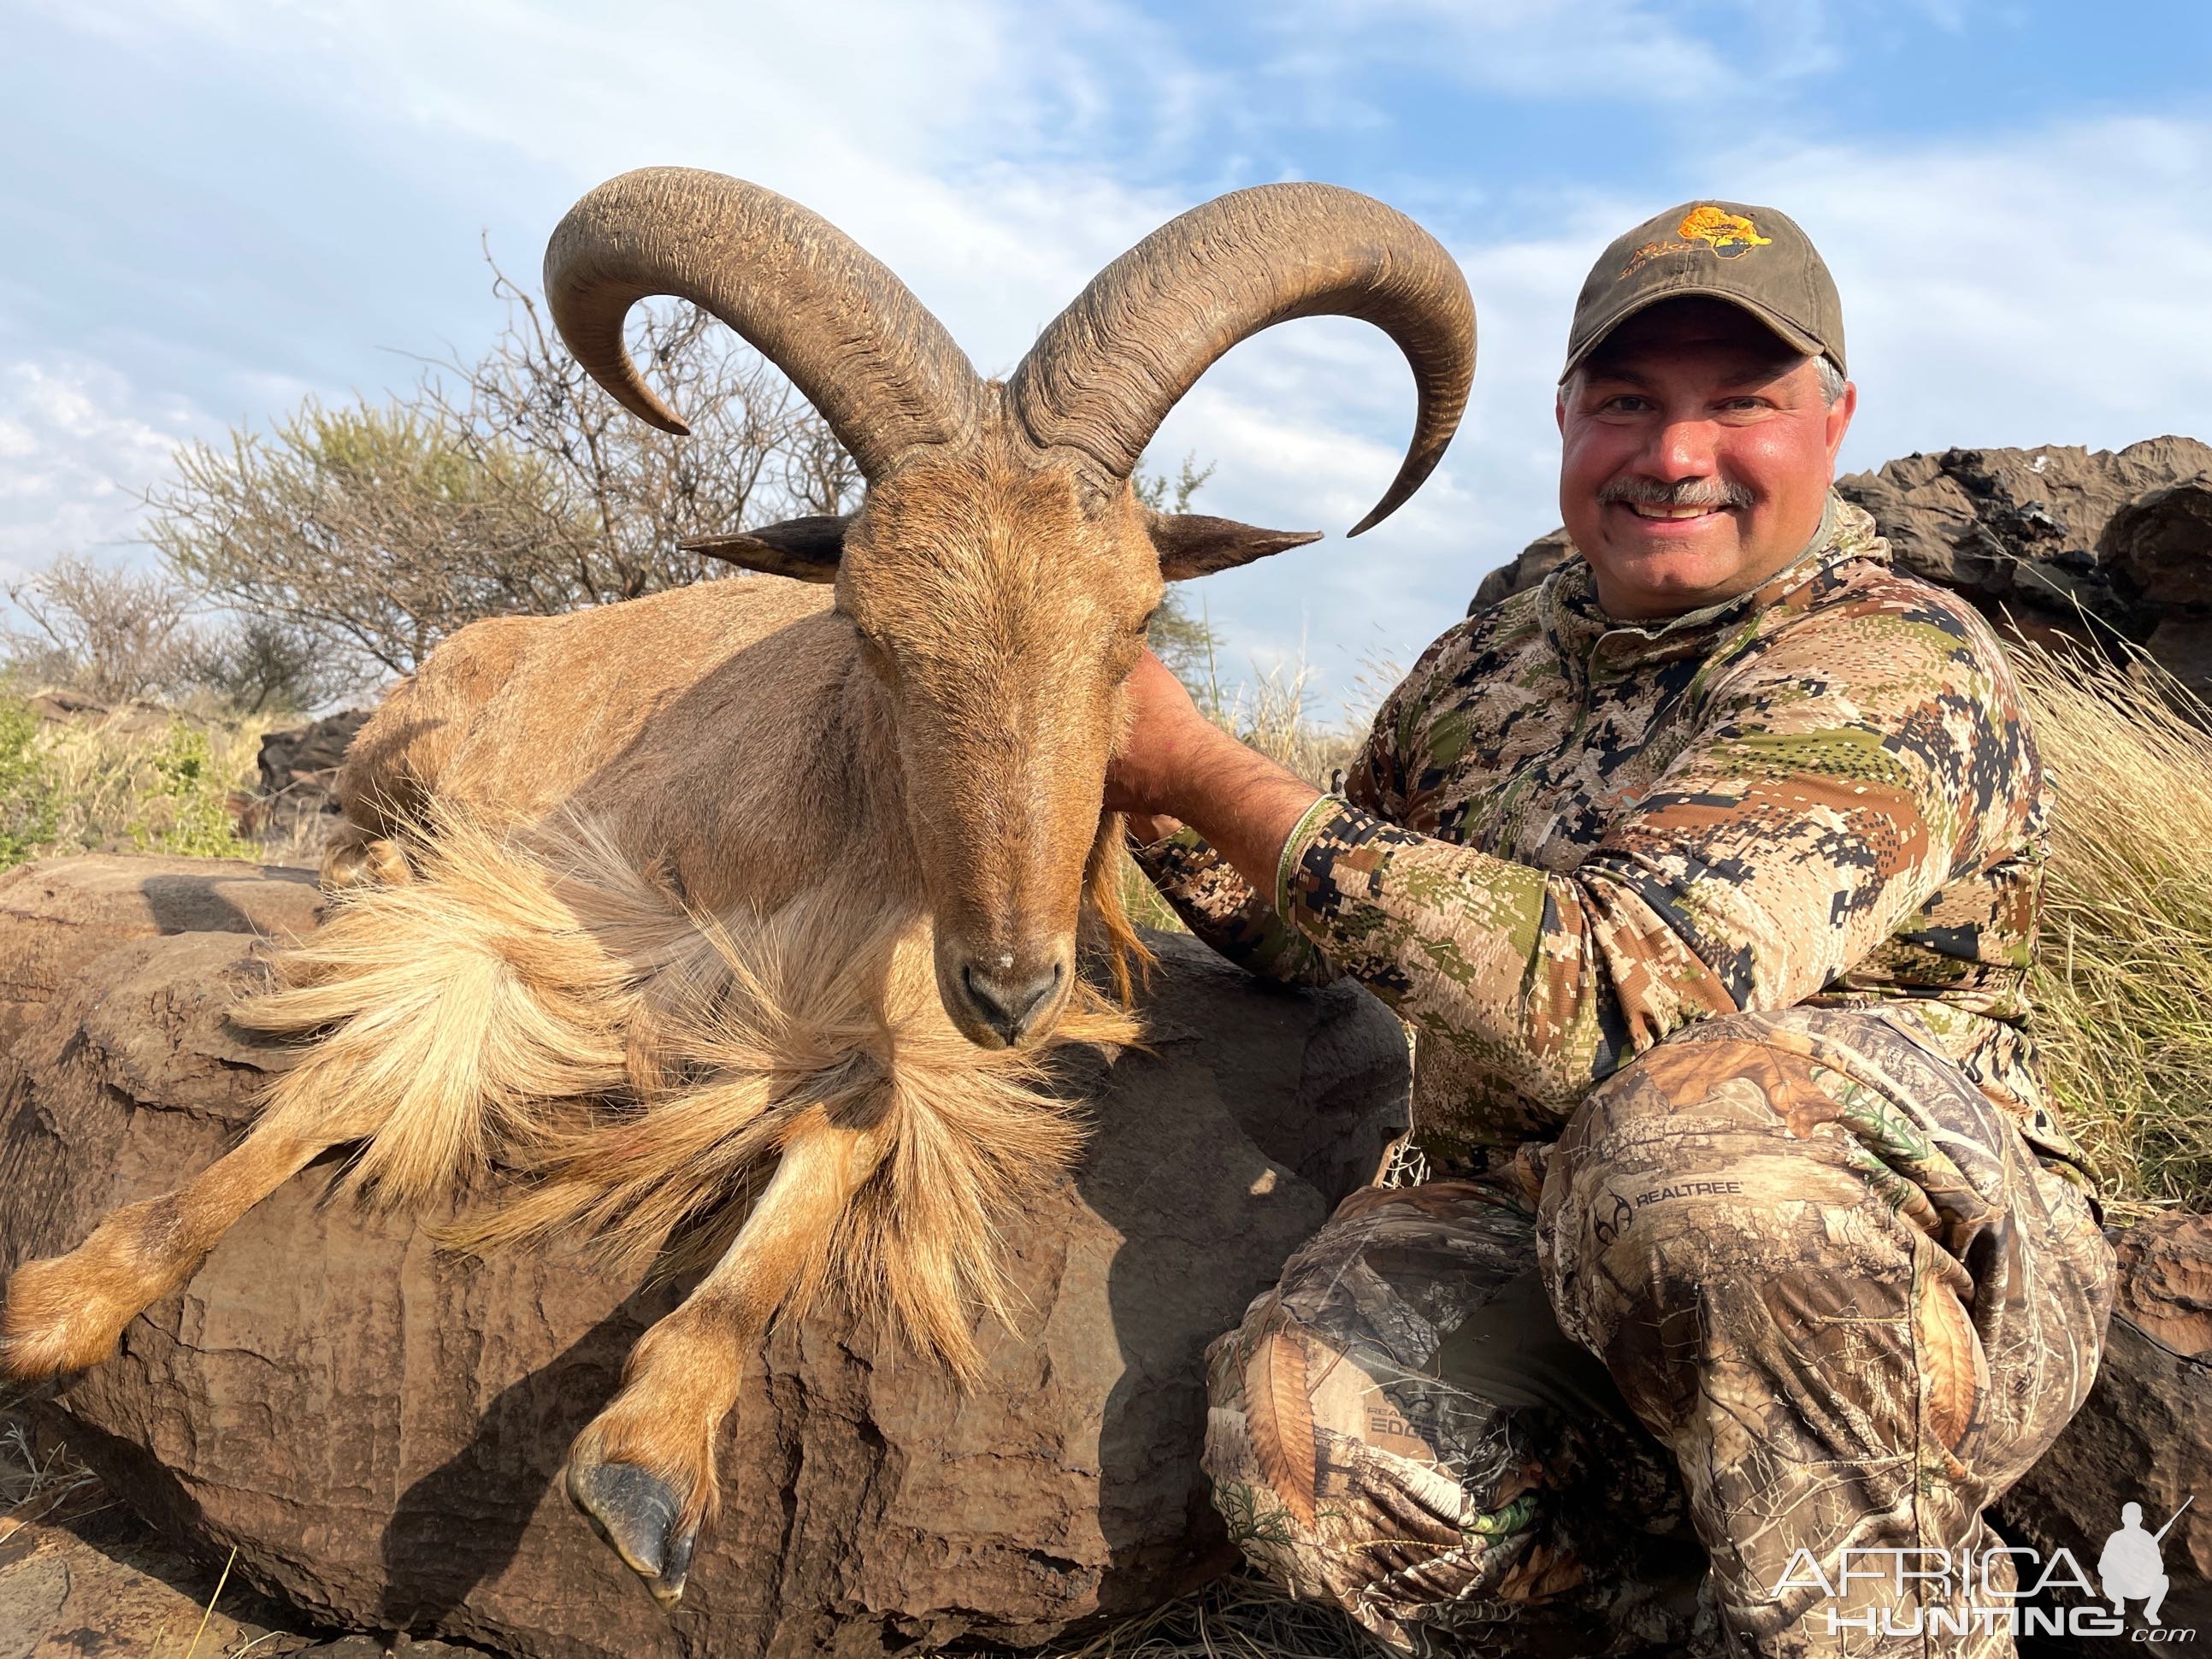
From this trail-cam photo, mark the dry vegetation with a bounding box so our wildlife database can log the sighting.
[150,264,859,685]
[0,689,293,873]
[2016,642,2212,1221]
[0,1397,98,1530]
[1049,1576,1377,1658]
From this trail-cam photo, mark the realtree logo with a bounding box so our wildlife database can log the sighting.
[1776,1499,2197,1644]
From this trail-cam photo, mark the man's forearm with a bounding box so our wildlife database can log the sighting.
[1146,727,1324,910]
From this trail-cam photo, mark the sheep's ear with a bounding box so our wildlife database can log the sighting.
[1147,511,1321,581]
[682,514,850,582]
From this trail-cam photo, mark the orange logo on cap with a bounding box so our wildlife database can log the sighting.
[1677,205,1771,256]
[1623,206,1773,275]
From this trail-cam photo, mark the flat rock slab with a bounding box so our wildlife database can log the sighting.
[0,855,1411,1659]
[0,854,320,1056]
[0,1461,311,1659]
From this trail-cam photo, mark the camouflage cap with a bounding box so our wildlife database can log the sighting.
[1561,200,1845,381]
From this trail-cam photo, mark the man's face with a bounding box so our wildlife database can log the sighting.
[1555,298,1855,620]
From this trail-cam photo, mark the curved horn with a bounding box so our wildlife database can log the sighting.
[1010,183,1474,536]
[545,167,982,480]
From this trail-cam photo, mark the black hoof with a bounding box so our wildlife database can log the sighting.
[565,1458,696,1604]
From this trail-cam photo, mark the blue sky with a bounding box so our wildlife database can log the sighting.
[4,0,2209,708]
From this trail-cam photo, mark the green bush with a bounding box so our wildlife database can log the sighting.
[127,721,255,859]
[0,694,269,874]
[0,695,60,869]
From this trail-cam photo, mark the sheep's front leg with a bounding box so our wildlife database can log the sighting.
[1,1122,339,1380]
[563,1106,889,1604]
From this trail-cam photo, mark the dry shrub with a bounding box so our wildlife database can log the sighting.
[150,258,859,686]
[5,552,350,716]
[2014,639,2212,1219]
[3,554,198,704]
[0,1393,100,1547]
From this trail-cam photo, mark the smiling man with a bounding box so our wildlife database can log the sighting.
[1110,203,2117,1656]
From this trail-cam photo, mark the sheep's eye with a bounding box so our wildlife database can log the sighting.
[845,617,894,676]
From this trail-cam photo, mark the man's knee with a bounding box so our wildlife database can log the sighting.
[1536,1012,1935,1442]
[1542,1017,1891,1290]
[1201,1182,1544,1541]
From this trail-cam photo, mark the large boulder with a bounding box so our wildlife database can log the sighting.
[2103,481,2212,611]
[234,708,371,851]
[1836,437,2212,662]
[253,709,371,799]
[0,856,1412,1659]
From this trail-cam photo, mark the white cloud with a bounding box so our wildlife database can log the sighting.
[21,0,1212,375]
[1728,116,2212,469]
[1255,0,1845,113]
[0,360,207,579]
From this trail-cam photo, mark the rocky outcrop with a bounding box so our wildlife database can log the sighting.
[234,709,370,850]
[1475,437,2212,689]
[0,857,1412,1659]
[1469,527,1573,614]
[1836,437,2212,669]
[253,710,369,800]
[21,688,193,738]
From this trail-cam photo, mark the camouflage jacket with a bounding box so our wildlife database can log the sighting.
[1134,496,2086,1172]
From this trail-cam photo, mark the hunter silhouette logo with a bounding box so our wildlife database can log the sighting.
[2102,1497,2192,1627]
[1622,206,1775,275]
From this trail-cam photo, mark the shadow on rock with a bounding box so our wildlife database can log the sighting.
[378,1287,675,1630]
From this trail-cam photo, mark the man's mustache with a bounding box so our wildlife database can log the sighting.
[1596,477,1756,510]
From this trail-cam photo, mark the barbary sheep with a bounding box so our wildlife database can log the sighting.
[0,167,1473,1602]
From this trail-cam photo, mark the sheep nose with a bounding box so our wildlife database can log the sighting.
[959,959,1065,1046]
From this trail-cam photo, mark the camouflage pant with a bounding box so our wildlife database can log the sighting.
[1204,1007,2116,1657]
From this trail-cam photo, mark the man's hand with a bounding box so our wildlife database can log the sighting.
[1104,651,1213,840]
[1108,647,1330,906]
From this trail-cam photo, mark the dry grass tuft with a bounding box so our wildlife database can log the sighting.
[2014,639,2212,1219]
[0,1394,100,1543]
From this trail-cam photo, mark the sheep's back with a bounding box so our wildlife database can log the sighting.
[335,577,909,912]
